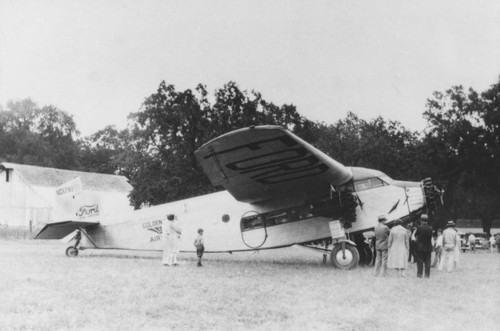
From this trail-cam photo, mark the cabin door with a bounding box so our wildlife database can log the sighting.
[240,211,267,248]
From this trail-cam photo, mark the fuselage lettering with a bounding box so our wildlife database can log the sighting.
[150,235,162,243]
[142,219,163,229]
[56,187,74,195]
[76,205,99,217]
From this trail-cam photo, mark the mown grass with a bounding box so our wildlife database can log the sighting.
[0,226,33,240]
[0,240,498,331]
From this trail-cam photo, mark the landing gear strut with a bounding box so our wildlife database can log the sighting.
[65,229,82,258]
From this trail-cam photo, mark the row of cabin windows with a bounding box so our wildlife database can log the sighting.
[241,177,389,231]
[241,199,337,232]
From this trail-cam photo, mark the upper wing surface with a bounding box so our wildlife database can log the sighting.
[194,126,352,203]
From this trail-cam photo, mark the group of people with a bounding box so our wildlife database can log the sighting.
[466,232,500,253]
[160,212,493,271]
[161,213,205,267]
[373,213,461,278]
[431,221,462,273]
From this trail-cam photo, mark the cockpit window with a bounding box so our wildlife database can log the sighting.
[354,177,387,192]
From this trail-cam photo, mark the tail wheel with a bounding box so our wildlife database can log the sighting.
[330,243,359,269]
[65,246,79,257]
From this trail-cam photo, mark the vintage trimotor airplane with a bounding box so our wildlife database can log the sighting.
[34,125,439,269]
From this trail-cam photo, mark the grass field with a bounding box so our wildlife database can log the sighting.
[0,239,499,331]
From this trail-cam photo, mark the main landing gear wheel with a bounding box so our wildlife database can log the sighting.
[65,246,79,257]
[330,243,360,269]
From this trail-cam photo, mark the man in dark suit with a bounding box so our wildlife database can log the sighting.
[408,225,418,263]
[373,215,390,277]
[414,214,433,278]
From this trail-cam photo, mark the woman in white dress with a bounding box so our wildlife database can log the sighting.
[162,214,182,266]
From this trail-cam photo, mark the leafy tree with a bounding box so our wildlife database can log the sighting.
[126,81,313,207]
[0,99,80,169]
[78,125,133,174]
[422,78,500,233]
[126,82,214,207]
[312,112,421,180]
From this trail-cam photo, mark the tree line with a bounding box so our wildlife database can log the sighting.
[1,78,499,233]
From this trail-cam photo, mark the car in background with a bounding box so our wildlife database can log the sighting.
[474,233,488,249]
[463,232,487,250]
[459,234,470,252]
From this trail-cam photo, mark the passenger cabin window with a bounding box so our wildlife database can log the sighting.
[241,196,338,232]
[353,177,387,192]
[241,214,264,231]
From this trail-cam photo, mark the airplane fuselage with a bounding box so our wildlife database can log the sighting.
[79,167,426,253]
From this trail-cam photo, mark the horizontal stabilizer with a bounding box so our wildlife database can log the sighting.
[33,220,100,240]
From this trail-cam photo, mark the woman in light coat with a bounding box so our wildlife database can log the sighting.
[162,214,183,266]
[388,219,410,277]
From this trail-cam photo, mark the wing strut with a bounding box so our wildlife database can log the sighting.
[208,146,229,185]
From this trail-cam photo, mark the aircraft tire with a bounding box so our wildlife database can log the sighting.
[65,246,79,257]
[330,243,359,270]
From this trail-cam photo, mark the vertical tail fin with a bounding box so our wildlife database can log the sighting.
[54,177,101,222]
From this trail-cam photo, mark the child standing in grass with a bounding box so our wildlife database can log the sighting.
[194,228,204,267]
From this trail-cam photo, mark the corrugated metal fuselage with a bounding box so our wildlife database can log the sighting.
[79,176,426,253]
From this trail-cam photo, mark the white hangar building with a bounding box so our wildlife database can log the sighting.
[0,162,133,228]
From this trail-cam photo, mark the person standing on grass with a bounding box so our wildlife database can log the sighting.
[468,233,476,253]
[415,214,433,278]
[431,229,443,268]
[162,214,183,266]
[488,235,495,253]
[373,215,390,277]
[453,230,461,271]
[439,221,457,272]
[194,228,205,267]
[408,225,418,263]
[388,219,410,277]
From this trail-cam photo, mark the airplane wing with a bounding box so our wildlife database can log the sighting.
[33,220,100,240]
[194,126,352,203]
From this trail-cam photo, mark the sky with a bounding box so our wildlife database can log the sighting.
[1,0,499,136]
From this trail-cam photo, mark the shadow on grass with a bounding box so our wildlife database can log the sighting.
[75,247,375,272]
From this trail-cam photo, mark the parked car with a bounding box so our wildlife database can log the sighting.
[459,234,470,252]
[474,233,488,249]
[464,233,487,250]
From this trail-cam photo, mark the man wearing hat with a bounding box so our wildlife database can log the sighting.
[439,220,457,272]
[373,215,390,277]
[414,214,433,278]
